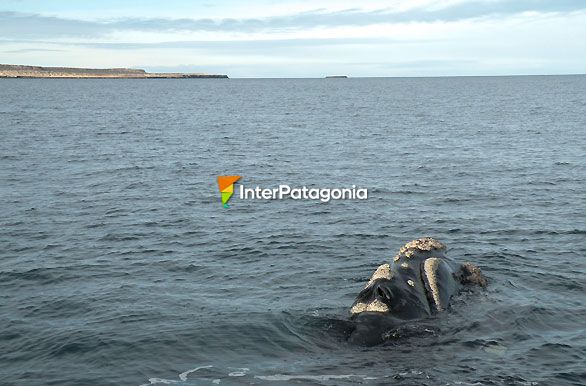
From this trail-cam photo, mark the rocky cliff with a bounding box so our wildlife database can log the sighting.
[0,64,228,78]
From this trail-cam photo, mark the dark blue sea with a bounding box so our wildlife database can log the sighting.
[1,76,585,385]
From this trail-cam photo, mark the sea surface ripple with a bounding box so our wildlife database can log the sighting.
[1,76,585,385]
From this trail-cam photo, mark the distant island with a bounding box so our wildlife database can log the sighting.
[325,75,348,78]
[0,64,228,78]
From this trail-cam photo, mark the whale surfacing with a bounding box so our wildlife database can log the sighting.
[349,237,487,345]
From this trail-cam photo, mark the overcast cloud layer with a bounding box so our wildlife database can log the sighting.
[1,0,585,77]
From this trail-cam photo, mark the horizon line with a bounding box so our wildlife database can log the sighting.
[1,62,584,79]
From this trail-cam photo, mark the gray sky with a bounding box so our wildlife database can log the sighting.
[1,0,585,77]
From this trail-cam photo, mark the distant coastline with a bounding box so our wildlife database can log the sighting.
[0,64,228,78]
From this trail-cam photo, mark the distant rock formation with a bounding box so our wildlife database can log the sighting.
[0,64,229,78]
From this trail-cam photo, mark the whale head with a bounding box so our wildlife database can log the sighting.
[350,262,433,321]
[348,238,487,345]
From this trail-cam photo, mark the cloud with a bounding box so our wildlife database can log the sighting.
[57,37,420,51]
[0,11,105,39]
[2,48,65,53]
[1,1,585,77]
[1,1,585,40]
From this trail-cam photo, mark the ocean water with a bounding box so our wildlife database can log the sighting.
[1,76,585,386]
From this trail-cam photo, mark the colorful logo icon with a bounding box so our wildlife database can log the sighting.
[217,176,241,208]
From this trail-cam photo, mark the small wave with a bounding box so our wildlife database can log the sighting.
[255,374,374,382]
[178,366,213,381]
[140,365,377,385]
[99,233,142,241]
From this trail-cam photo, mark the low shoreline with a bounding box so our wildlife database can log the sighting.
[0,64,228,78]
